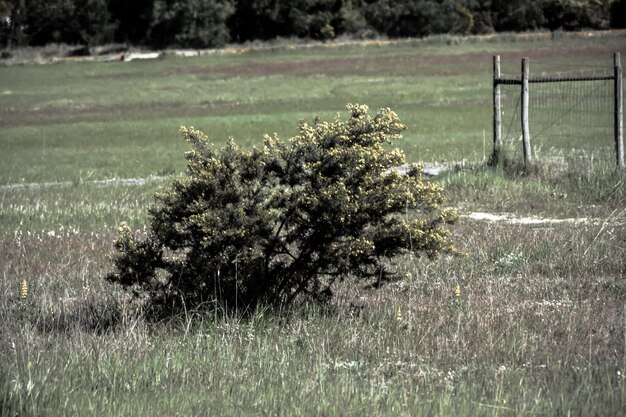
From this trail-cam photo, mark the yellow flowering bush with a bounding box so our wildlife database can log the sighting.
[107,104,456,313]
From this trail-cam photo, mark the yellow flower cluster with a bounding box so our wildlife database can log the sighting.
[21,279,28,299]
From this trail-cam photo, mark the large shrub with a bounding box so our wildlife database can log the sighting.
[107,105,456,313]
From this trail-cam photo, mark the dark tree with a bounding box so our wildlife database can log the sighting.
[108,0,153,44]
[149,0,234,48]
[17,0,115,46]
[610,0,626,28]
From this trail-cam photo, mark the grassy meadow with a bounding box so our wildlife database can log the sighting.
[1,33,625,416]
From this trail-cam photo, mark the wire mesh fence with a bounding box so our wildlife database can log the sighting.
[494,54,623,170]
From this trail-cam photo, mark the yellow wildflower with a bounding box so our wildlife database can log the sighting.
[396,306,403,322]
[21,279,28,299]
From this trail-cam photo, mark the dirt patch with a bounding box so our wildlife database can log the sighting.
[85,32,625,81]
[187,43,621,79]
[86,52,482,81]
[463,211,593,225]
[0,100,190,127]
[0,96,352,127]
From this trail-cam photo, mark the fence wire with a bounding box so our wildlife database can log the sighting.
[499,63,616,164]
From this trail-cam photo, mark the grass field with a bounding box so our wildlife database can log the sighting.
[1,33,625,416]
[2,33,625,183]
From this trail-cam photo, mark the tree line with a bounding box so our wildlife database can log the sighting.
[1,0,625,49]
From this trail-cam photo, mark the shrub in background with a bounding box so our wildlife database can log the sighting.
[229,0,343,42]
[149,0,234,48]
[287,0,338,40]
[490,0,546,32]
[12,0,116,46]
[542,0,611,31]
[610,0,626,28]
[107,104,456,314]
[108,0,154,45]
[362,0,466,38]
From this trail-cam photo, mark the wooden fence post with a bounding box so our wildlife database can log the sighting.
[521,58,531,166]
[493,55,501,153]
[615,52,624,168]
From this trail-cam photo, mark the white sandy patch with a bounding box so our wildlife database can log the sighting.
[463,212,591,225]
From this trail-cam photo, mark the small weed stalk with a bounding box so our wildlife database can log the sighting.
[449,281,466,309]
[396,306,403,323]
